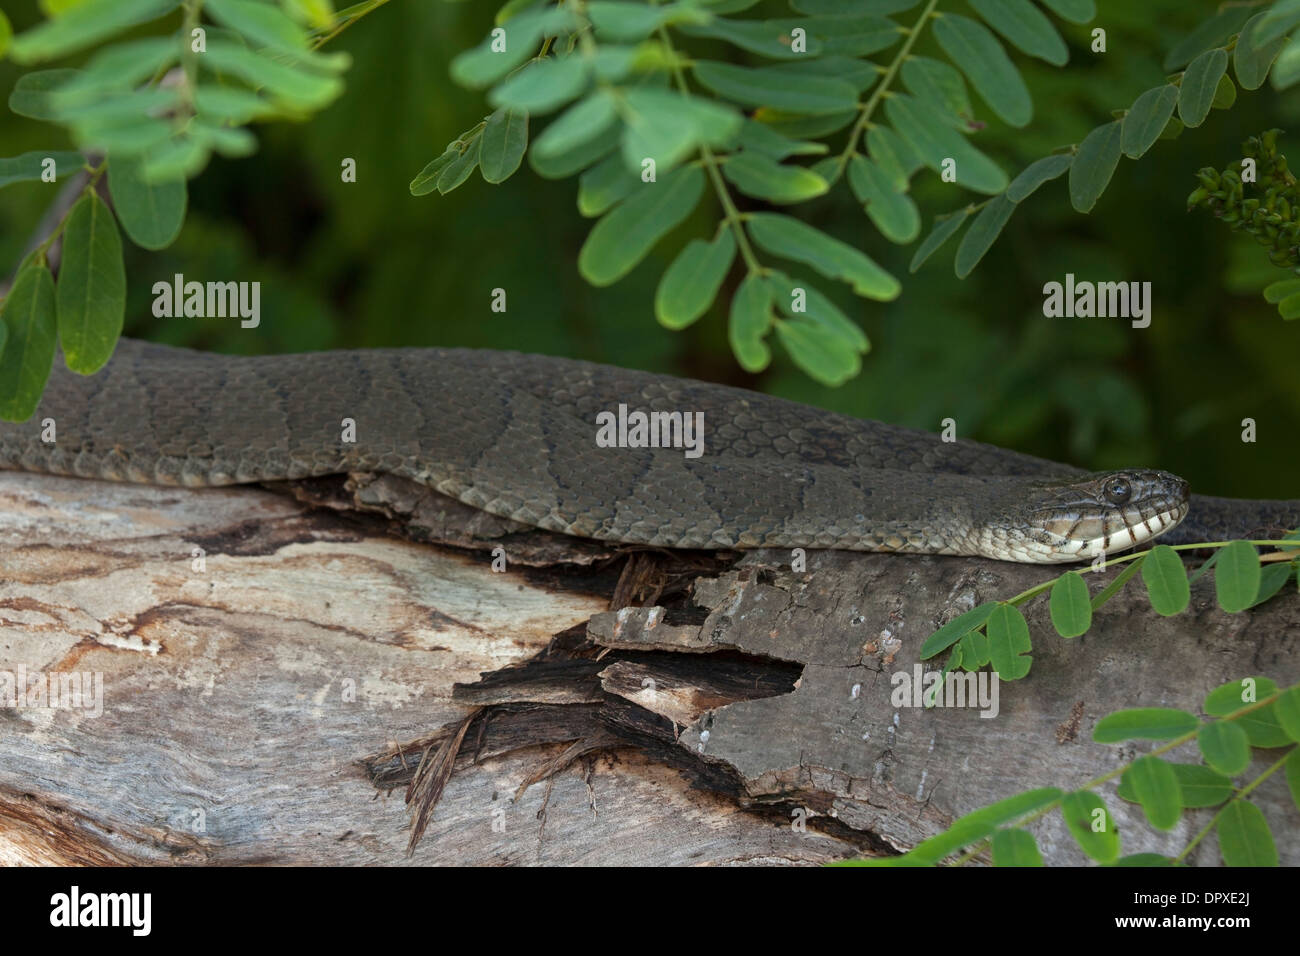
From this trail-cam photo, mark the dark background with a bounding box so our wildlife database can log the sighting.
[2,0,1297,498]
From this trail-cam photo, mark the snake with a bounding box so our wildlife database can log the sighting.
[0,339,1296,563]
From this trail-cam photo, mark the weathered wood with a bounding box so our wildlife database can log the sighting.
[1,470,1297,864]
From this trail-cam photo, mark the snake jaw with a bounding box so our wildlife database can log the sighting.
[979,470,1191,563]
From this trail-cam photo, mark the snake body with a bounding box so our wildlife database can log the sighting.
[1,339,1296,563]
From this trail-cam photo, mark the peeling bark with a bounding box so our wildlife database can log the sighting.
[1,471,1297,865]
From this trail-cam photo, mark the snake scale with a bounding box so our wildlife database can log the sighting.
[0,339,1296,563]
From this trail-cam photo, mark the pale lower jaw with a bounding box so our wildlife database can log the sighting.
[1052,503,1191,563]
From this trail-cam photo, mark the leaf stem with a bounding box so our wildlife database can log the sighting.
[654,24,762,274]
[311,0,392,51]
[834,0,940,177]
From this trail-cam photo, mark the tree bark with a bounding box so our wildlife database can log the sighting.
[1,470,1296,865]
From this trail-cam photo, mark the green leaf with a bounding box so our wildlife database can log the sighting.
[1197,721,1252,777]
[1038,0,1094,24]
[283,0,335,30]
[9,0,177,63]
[1163,5,1251,71]
[986,603,1031,679]
[765,54,879,94]
[8,69,80,121]
[847,157,919,243]
[1254,0,1300,45]
[932,13,1032,127]
[867,125,923,188]
[954,193,1015,278]
[490,55,588,116]
[1211,73,1237,110]
[55,37,179,95]
[766,271,869,351]
[966,0,1068,65]
[1216,801,1278,867]
[587,1,709,42]
[531,118,620,180]
[1278,290,1300,319]
[1120,85,1178,160]
[1178,48,1228,129]
[450,7,577,88]
[1093,707,1199,743]
[692,60,859,115]
[655,232,736,330]
[1068,120,1122,213]
[1248,561,1294,608]
[746,212,900,301]
[577,152,638,216]
[0,264,57,422]
[957,628,990,669]
[206,0,309,53]
[1006,154,1071,202]
[1090,554,1144,609]
[774,319,862,386]
[1203,677,1290,748]
[737,120,827,160]
[919,600,996,658]
[533,91,617,160]
[900,56,972,127]
[1286,749,1300,810]
[0,150,84,189]
[1141,544,1189,616]
[0,10,11,60]
[1159,115,1185,140]
[679,17,824,60]
[479,108,528,184]
[884,94,1008,195]
[1049,571,1091,637]
[755,109,857,140]
[990,828,1043,866]
[202,40,343,110]
[1204,677,1278,717]
[1263,278,1300,303]
[436,137,482,194]
[1215,541,1260,613]
[909,207,973,273]
[1117,762,1231,808]
[1121,763,1232,809]
[1275,685,1300,743]
[729,273,774,373]
[1124,756,1182,831]
[55,192,124,374]
[1170,764,1233,808]
[724,152,828,204]
[907,788,1063,864]
[410,147,458,197]
[106,154,186,250]
[1059,791,1119,863]
[194,86,272,124]
[579,164,705,286]
[622,88,741,172]
[812,14,905,57]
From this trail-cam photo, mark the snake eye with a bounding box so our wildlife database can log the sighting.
[1104,477,1132,504]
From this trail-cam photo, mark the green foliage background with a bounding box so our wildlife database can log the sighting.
[1,0,1297,499]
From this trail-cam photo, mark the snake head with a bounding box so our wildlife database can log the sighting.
[984,469,1190,563]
